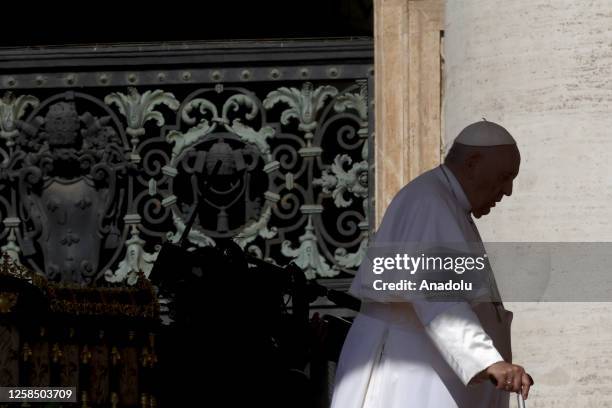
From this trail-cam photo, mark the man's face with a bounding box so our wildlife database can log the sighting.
[468,145,521,218]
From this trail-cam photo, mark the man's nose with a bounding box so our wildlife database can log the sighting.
[502,180,513,197]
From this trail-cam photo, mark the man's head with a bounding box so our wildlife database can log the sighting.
[444,121,521,218]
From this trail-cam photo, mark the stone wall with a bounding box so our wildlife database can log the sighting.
[444,1,612,406]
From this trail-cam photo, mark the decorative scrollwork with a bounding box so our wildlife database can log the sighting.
[0,58,372,285]
[160,87,280,255]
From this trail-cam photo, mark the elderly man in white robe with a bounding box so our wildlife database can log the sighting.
[330,121,533,408]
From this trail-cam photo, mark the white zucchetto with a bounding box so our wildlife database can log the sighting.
[453,120,516,147]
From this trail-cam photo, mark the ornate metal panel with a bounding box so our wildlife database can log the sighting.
[0,40,374,285]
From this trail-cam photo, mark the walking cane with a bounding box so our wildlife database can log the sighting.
[490,375,532,408]
[517,392,527,408]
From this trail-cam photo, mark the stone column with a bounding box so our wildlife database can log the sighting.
[374,0,443,226]
[444,1,612,406]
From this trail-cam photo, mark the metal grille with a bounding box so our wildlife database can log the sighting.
[0,40,374,285]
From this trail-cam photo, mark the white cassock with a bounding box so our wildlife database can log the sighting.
[330,164,513,408]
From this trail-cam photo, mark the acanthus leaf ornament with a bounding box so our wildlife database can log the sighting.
[104,226,159,286]
[227,121,275,162]
[334,236,368,270]
[264,82,338,147]
[105,87,180,147]
[166,209,216,248]
[166,98,218,164]
[222,93,259,123]
[333,83,368,123]
[222,92,276,162]
[0,91,39,148]
[314,154,368,208]
[233,205,278,249]
[1,228,21,265]
[281,215,338,279]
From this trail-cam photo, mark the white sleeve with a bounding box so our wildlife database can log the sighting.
[417,301,504,385]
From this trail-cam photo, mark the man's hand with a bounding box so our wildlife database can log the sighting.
[485,361,533,400]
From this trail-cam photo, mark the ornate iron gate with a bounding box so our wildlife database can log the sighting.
[0,40,374,288]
